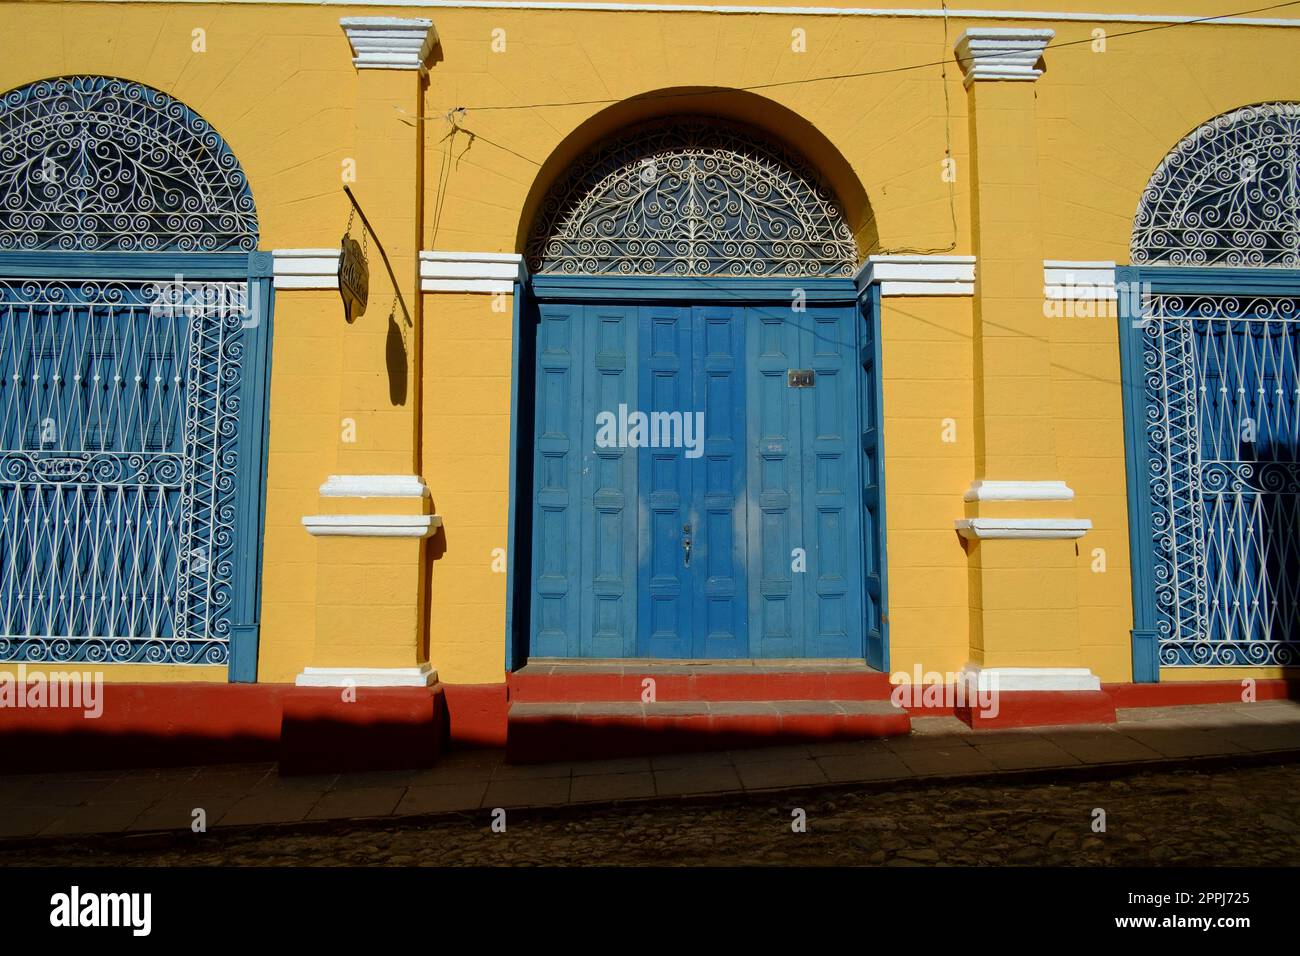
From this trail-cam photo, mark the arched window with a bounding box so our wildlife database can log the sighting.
[0,76,264,669]
[0,75,257,252]
[526,119,857,278]
[1132,102,1300,268]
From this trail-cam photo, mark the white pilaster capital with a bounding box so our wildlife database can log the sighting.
[420,251,528,293]
[954,28,1054,86]
[1043,261,1118,301]
[340,17,438,71]
[271,249,341,290]
[853,254,976,296]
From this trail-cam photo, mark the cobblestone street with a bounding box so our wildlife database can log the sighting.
[3,760,1297,867]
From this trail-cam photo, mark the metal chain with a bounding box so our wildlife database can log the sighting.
[344,204,368,260]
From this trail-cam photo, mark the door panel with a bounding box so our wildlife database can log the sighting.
[531,303,585,657]
[637,305,692,657]
[531,298,874,661]
[581,305,638,657]
[796,307,863,659]
[692,305,747,658]
[746,306,803,657]
[745,305,863,658]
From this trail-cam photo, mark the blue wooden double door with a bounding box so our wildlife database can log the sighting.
[530,299,872,660]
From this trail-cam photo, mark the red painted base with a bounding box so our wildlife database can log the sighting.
[1,675,1292,774]
[441,682,508,748]
[0,682,285,772]
[1105,678,1298,708]
[958,690,1117,729]
[279,685,446,775]
[506,706,910,763]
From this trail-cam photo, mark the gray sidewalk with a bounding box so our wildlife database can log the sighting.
[2,700,1298,841]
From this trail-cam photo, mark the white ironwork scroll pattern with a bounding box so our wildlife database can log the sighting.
[0,76,258,252]
[0,279,245,664]
[1144,292,1300,666]
[526,120,858,277]
[1132,102,1300,268]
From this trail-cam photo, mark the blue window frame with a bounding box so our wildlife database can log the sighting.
[1118,265,1300,680]
[0,76,271,681]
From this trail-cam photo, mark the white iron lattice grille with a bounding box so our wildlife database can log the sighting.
[0,75,258,252]
[1143,292,1300,666]
[0,278,246,664]
[1132,102,1300,268]
[526,119,858,278]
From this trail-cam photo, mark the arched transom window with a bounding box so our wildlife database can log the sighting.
[0,75,258,252]
[1132,102,1300,268]
[526,119,858,278]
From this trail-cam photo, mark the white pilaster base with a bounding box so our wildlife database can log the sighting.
[960,664,1101,692]
[295,663,438,687]
[302,514,442,537]
[955,517,1091,539]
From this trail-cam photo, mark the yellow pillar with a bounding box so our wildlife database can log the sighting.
[298,18,440,688]
[955,29,1095,689]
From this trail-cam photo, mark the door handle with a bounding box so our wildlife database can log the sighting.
[682,523,691,567]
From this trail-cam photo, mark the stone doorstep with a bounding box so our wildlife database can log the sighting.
[517,660,875,674]
[504,699,911,764]
[507,661,894,703]
[510,700,903,718]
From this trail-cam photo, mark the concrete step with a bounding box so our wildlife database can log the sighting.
[509,661,893,703]
[506,698,910,763]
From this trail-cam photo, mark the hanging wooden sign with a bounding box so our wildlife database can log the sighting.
[338,234,369,321]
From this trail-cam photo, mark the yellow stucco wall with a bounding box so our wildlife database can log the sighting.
[422,291,513,683]
[879,296,974,678]
[2,1,1298,686]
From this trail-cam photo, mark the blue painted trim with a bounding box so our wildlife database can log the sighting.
[530,275,860,303]
[229,272,274,682]
[1115,266,1159,683]
[867,283,891,673]
[247,250,274,279]
[1115,264,1300,682]
[0,251,252,279]
[1124,266,1300,295]
[504,281,524,673]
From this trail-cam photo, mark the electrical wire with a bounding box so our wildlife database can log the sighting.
[415,0,1300,114]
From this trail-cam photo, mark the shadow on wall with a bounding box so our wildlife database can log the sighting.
[386,305,408,405]
[422,502,447,666]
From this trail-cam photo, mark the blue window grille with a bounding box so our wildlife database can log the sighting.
[0,76,269,676]
[525,119,858,278]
